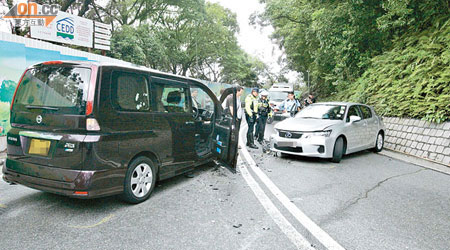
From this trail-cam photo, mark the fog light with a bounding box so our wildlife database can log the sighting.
[317,145,325,153]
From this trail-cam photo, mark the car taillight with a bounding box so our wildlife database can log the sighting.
[42,61,63,65]
[10,70,28,111]
[86,65,98,116]
[86,118,100,131]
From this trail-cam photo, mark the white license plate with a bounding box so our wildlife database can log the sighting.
[277,141,296,147]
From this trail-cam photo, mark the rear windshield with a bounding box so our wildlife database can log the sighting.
[13,65,91,115]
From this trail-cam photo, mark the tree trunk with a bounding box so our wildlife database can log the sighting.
[78,0,93,17]
[61,0,76,12]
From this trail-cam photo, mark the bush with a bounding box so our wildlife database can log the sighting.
[331,17,450,123]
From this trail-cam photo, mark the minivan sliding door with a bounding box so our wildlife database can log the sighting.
[151,77,196,167]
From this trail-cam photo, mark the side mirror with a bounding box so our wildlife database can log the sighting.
[349,115,361,123]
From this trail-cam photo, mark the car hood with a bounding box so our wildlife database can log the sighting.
[274,118,342,132]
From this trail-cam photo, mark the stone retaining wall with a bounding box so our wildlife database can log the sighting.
[383,117,450,166]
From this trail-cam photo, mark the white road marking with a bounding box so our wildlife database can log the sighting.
[239,124,345,250]
[238,157,314,250]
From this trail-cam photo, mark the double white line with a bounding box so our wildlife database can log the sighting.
[238,125,345,250]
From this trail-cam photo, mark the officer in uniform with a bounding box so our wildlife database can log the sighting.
[245,88,259,149]
[255,90,272,144]
[278,91,301,117]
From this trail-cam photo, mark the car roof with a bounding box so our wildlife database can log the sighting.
[312,102,371,107]
[31,60,206,85]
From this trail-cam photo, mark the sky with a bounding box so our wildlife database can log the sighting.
[208,0,299,85]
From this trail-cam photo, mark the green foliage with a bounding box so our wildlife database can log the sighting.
[331,18,450,123]
[259,0,449,122]
[108,1,266,86]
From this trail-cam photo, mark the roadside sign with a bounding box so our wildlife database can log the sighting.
[94,21,111,51]
[30,6,94,48]
[94,43,110,51]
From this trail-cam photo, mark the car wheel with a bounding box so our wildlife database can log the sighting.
[122,156,157,204]
[331,137,344,163]
[373,132,384,153]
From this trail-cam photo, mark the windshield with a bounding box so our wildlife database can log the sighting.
[13,65,91,115]
[296,104,346,120]
[268,91,288,102]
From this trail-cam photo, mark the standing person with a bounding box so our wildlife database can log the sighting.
[277,92,301,116]
[225,86,244,129]
[191,89,199,109]
[245,88,259,149]
[303,93,316,107]
[255,90,272,144]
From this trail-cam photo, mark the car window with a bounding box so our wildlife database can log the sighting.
[155,85,189,113]
[190,87,214,112]
[14,66,91,115]
[112,72,150,111]
[360,105,372,119]
[346,105,362,122]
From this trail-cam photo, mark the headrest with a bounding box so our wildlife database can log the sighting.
[167,91,181,104]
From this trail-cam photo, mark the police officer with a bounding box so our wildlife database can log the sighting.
[245,88,259,149]
[255,90,272,144]
[278,91,301,116]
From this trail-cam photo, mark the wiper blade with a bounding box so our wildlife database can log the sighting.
[25,105,59,111]
[300,116,319,119]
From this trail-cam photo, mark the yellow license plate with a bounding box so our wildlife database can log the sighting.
[29,139,51,156]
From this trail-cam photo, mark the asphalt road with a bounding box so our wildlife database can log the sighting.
[0,160,297,250]
[245,120,450,250]
[0,120,449,250]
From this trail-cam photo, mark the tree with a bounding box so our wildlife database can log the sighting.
[109,1,269,86]
[257,0,449,97]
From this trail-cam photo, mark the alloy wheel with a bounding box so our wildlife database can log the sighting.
[130,163,153,198]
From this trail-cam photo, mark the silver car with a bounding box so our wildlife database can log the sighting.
[270,102,385,162]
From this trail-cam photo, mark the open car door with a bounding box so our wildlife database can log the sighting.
[212,87,240,171]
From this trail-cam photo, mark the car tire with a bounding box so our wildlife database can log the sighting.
[331,137,344,163]
[373,132,384,153]
[122,156,157,204]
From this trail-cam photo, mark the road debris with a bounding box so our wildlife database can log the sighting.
[233,223,242,228]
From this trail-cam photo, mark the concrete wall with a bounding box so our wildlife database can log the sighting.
[0,136,5,152]
[383,117,450,166]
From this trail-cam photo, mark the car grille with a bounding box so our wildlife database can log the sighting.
[278,131,302,139]
[274,144,303,153]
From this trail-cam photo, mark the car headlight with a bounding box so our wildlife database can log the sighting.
[303,130,332,138]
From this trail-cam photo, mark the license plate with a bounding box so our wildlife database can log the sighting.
[29,139,51,156]
[277,141,295,147]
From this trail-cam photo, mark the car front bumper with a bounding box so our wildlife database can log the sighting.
[270,133,335,158]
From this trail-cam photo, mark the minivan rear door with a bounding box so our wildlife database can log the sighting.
[7,63,94,181]
[212,87,239,170]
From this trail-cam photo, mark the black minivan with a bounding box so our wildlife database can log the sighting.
[3,61,239,203]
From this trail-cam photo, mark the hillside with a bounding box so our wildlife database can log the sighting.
[331,18,450,123]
